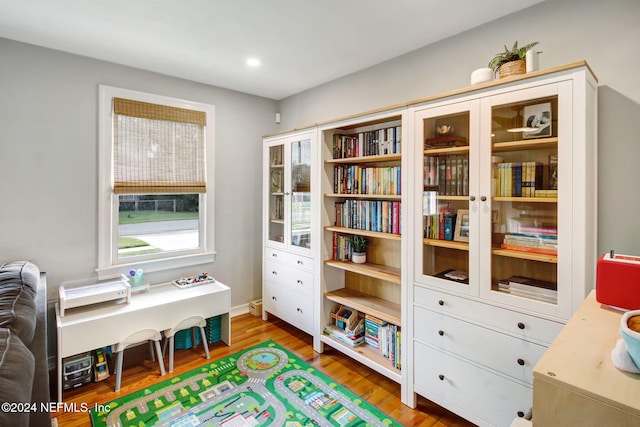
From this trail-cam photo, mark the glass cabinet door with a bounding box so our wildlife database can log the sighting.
[487,90,560,308]
[290,139,312,249]
[268,144,285,245]
[416,101,477,292]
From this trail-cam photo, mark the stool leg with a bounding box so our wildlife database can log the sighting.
[115,351,124,392]
[149,341,156,361]
[168,336,175,373]
[199,327,210,359]
[154,340,166,376]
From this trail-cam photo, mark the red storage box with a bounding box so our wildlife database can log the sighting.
[596,252,640,310]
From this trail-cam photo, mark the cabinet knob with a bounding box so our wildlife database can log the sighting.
[517,411,525,418]
[272,253,278,258]
[438,330,444,336]
[272,296,277,301]
[517,322,525,330]
[438,300,445,306]
[284,192,290,196]
[438,374,445,381]
[517,358,525,366]
[480,195,487,201]
[469,195,476,201]
[297,308,302,313]
[297,260,304,265]
[272,271,277,275]
[297,280,303,285]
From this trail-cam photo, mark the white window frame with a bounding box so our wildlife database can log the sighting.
[97,85,216,279]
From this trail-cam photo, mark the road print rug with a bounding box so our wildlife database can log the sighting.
[90,340,402,426]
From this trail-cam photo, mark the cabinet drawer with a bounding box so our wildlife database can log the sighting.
[263,281,313,333]
[414,285,563,345]
[415,306,546,384]
[264,259,314,297]
[414,341,532,427]
[264,248,313,272]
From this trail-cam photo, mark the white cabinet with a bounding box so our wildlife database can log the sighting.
[406,63,597,425]
[262,130,320,346]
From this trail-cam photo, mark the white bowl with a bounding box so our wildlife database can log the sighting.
[471,67,493,85]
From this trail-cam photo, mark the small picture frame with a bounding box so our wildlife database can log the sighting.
[454,209,469,242]
[523,102,552,138]
[271,170,282,193]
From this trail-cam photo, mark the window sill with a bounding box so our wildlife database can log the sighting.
[96,251,217,280]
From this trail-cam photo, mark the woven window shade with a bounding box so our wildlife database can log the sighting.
[113,98,207,194]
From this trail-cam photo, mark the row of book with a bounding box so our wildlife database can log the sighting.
[494,161,548,197]
[333,164,401,195]
[332,233,358,262]
[364,314,401,370]
[501,232,558,256]
[497,275,557,304]
[424,155,469,196]
[424,208,458,241]
[334,200,401,234]
[333,126,401,159]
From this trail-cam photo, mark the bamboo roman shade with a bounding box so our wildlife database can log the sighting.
[113,97,207,194]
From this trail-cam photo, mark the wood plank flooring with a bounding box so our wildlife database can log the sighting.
[52,313,476,426]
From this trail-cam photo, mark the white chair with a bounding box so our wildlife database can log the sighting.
[163,316,210,373]
[113,328,165,392]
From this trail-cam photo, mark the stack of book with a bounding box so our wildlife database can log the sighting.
[500,232,558,256]
[498,275,557,304]
[364,314,401,369]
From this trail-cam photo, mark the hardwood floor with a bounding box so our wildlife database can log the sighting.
[52,313,476,426]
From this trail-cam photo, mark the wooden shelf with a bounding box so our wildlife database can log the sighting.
[423,238,469,250]
[492,137,558,152]
[324,259,401,284]
[324,193,401,200]
[324,226,401,241]
[423,146,470,155]
[324,288,401,325]
[325,153,401,164]
[320,335,401,383]
[492,248,558,263]
[494,196,557,203]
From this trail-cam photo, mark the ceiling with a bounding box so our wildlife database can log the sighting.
[0,0,544,100]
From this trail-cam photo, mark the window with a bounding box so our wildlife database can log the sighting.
[97,86,215,278]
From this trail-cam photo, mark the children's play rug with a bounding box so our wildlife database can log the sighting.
[90,340,402,426]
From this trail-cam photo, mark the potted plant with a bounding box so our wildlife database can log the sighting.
[350,235,368,264]
[488,41,539,79]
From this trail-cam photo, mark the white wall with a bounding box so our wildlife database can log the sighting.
[277,0,640,256]
[0,38,278,309]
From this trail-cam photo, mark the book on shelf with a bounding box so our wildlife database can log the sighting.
[334,199,401,235]
[333,126,401,159]
[424,135,468,149]
[549,153,558,190]
[433,269,470,284]
[498,275,557,301]
[323,324,365,347]
[424,154,468,196]
[333,164,401,196]
[495,161,543,197]
[499,243,557,255]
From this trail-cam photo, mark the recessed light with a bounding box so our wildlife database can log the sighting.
[246,58,261,67]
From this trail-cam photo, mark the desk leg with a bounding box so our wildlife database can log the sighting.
[221,313,231,345]
[57,328,63,402]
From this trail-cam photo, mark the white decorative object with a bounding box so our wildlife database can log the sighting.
[526,50,540,72]
[351,252,366,264]
[470,67,493,85]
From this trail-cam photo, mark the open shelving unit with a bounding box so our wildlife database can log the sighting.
[319,111,404,382]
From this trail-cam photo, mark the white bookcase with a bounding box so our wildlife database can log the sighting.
[406,63,598,426]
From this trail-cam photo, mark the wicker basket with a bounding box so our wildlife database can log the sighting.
[498,60,526,78]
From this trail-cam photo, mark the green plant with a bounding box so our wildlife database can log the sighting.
[488,41,539,73]
[351,235,368,253]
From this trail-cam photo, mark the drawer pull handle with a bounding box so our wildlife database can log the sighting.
[297,280,303,285]
[517,358,525,366]
[438,300,444,306]
[272,271,277,275]
[517,322,525,330]
[438,330,444,336]
[297,260,304,265]
[517,411,525,418]
[297,308,302,313]
[272,253,278,257]
[438,374,445,381]
[272,296,277,301]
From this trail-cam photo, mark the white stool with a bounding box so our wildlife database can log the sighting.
[163,316,210,373]
[114,328,165,392]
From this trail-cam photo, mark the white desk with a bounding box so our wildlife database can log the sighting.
[56,280,230,401]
